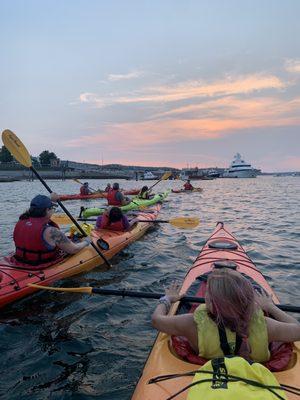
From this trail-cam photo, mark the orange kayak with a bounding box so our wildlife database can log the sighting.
[59,189,140,201]
[132,222,299,399]
[0,204,161,308]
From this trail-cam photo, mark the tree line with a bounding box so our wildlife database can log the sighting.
[0,146,58,166]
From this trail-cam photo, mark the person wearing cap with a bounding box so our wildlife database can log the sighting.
[106,182,131,206]
[13,194,91,265]
[80,182,92,195]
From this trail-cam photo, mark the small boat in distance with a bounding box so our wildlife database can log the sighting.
[223,153,258,178]
[143,171,157,180]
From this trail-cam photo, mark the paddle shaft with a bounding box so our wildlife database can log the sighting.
[90,288,300,313]
[30,166,111,267]
[148,178,165,191]
[77,218,168,223]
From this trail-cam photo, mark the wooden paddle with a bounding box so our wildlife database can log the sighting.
[148,171,172,191]
[51,215,200,229]
[1,129,111,268]
[27,284,300,313]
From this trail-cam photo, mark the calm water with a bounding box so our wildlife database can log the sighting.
[0,177,299,399]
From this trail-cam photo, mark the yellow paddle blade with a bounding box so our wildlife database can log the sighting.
[51,214,73,224]
[161,171,172,180]
[28,283,92,294]
[2,129,32,168]
[73,178,84,185]
[169,217,200,229]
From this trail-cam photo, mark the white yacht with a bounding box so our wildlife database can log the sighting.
[143,171,157,180]
[223,153,258,178]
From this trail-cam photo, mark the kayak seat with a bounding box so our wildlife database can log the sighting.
[171,335,293,372]
[208,241,238,250]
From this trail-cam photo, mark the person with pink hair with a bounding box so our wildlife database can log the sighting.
[152,268,300,362]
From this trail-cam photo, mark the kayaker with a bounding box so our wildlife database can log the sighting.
[104,183,111,192]
[183,179,194,191]
[80,182,92,195]
[95,207,138,231]
[107,182,131,206]
[152,268,300,362]
[138,185,152,199]
[13,194,91,265]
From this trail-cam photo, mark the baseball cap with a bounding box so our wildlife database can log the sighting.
[30,195,57,209]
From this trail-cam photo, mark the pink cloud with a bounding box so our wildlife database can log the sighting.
[77,73,286,108]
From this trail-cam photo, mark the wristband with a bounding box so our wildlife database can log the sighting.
[158,295,171,313]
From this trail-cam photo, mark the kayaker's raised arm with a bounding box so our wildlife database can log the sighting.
[151,282,198,350]
[256,292,300,342]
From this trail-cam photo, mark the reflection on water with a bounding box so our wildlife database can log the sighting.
[0,177,299,399]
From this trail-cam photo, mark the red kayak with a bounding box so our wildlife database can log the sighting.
[59,189,140,201]
[172,188,203,193]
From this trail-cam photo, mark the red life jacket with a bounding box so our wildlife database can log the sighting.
[184,182,194,190]
[107,189,122,206]
[99,213,126,231]
[13,217,60,265]
[80,186,89,195]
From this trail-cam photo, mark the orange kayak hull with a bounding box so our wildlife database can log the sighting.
[132,222,299,399]
[0,204,161,308]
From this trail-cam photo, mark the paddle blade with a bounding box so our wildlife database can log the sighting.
[169,217,200,229]
[161,171,172,180]
[73,178,83,185]
[2,129,32,168]
[51,214,73,225]
[28,283,93,294]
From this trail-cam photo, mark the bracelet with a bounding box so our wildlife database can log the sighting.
[158,295,171,313]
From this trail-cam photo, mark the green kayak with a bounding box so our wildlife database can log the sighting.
[82,190,170,218]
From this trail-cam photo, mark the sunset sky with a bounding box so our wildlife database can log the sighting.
[1,0,299,171]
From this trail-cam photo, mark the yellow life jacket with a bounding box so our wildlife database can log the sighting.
[138,190,148,199]
[187,356,287,400]
[193,304,270,362]
[69,222,93,238]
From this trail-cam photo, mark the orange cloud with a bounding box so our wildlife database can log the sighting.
[78,73,286,108]
[65,110,300,152]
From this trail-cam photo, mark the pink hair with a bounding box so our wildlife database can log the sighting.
[206,268,256,358]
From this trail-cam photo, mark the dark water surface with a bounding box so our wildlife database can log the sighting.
[0,177,299,399]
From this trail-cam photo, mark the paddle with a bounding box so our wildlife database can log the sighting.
[1,129,111,268]
[73,178,100,193]
[147,171,172,191]
[27,284,300,313]
[51,215,200,229]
